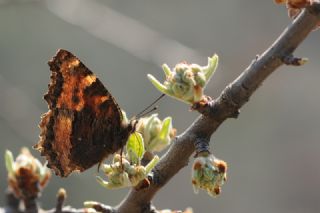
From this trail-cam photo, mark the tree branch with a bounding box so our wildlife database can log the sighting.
[117,4,320,213]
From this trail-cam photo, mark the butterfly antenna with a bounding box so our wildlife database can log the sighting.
[137,106,158,118]
[136,94,165,118]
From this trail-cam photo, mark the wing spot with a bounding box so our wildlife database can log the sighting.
[72,95,80,104]
[84,75,96,87]
[68,59,80,69]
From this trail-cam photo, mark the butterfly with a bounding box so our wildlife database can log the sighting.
[34,49,137,177]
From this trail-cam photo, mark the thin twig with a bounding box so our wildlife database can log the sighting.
[55,188,67,213]
[3,189,20,213]
[23,197,38,213]
[117,4,320,213]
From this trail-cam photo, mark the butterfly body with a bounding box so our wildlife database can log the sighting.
[34,49,135,177]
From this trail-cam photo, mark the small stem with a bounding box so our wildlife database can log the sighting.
[5,188,20,212]
[145,156,160,175]
[84,201,114,213]
[194,138,210,157]
[282,54,308,66]
[141,151,155,166]
[55,188,67,213]
[23,197,38,213]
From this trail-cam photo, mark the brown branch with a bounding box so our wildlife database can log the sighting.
[1,188,87,213]
[117,4,320,213]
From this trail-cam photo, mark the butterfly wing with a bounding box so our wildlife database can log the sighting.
[34,49,129,177]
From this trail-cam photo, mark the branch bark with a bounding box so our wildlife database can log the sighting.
[117,4,320,213]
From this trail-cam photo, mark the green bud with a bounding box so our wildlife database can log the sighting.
[194,71,206,88]
[171,82,189,99]
[147,74,173,95]
[162,64,173,78]
[97,115,168,190]
[145,155,160,174]
[137,114,176,153]
[4,148,51,199]
[182,70,196,86]
[192,155,227,198]
[148,55,219,104]
[203,54,219,82]
[96,176,114,189]
[97,155,159,189]
[5,150,15,177]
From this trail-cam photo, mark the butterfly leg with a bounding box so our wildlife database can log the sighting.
[120,146,124,171]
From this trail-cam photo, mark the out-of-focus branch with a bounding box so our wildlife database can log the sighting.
[4,189,20,213]
[1,188,87,213]
[117,4,320,213]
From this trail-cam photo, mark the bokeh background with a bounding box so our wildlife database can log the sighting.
[1,1,320,212]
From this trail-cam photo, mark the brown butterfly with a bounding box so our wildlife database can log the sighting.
[34,49,137,177]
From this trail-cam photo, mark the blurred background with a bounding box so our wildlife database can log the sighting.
[0,0,320,212]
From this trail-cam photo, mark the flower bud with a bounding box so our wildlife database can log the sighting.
[148,55,219,104]
[191,155,227,198]
[96,154,159,189]
[5,148,51,199]
[137,114,176,153]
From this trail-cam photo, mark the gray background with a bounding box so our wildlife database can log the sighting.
[0,1,320,212]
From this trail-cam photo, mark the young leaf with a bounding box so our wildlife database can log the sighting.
[159,117,172,140]
[126,133,145,165]
[5,150,15,176]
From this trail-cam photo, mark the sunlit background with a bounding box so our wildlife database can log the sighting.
[1,1,320,212]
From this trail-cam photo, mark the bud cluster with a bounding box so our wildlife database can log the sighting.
[136,114,176,153]
[192,155,227,197]
[148,55,219,104]
[5,148,51,199]
[96,154,159,189]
